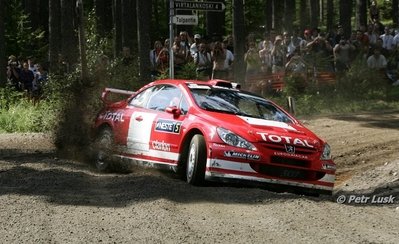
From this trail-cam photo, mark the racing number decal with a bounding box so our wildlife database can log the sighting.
[174,123,181,134]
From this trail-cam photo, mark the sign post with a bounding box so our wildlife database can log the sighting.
[169,0,174,79]
[169,0,226,78]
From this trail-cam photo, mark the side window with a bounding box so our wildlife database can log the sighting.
[129,87,154,108]
[146,85,182,112]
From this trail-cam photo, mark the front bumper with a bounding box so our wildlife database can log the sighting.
[206,143,335,193]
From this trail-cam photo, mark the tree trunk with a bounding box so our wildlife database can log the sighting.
[356,0,367,30]
[0,0,5,85]
[233,0,246,86]
[299,0,308,31]
[39,0,49,35]
[22,0,48,53]
[49,0,62,71]
[137,0,152,83]
[264,0,273,32]
[206,0,225,41]
[309,0,319,29]
[273,0,284,32]
[326,0,334,31]
[392,0,399,27]
[112,0,122,58]
[122,0,137,53]
[76,0,88,82]
[339,0,352,39]
[152,0,161,40]
[61,0,79,65]
[284,0,295,34]
[94,0,113,37]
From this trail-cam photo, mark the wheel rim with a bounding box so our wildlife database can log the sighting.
[187,143,196,180]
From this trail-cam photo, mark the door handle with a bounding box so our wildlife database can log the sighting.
[135,116,143,121]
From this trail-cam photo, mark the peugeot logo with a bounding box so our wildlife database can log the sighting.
[285,144,295,154]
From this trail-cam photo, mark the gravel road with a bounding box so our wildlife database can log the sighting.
[0,111,398,243]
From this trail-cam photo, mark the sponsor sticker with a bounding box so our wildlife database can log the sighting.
[257,132,315,148]
[224,151,260,160]
[155,119,182,134]
[152,140,171,152]
[273,151,308,159]
[100,111,125,122]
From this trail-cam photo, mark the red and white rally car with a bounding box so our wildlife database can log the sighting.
[92,79,336,195]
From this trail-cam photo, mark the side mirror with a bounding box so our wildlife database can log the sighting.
[165,106,182,117]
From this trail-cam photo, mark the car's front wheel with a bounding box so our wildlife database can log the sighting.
[186,134,207,185]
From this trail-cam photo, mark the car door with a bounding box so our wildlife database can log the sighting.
[123,86,157,153]
[145,85,188,162]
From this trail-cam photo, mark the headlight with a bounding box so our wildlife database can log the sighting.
[321,143,332,160]
[216,127,256,151]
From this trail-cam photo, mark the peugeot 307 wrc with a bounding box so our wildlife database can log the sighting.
[92,79,336,195]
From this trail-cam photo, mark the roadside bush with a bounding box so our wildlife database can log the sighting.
[335,60,389,100]
[277,55,399,116]
[0,87,25,110]
[0,97,58,133]
[175,62,198,80]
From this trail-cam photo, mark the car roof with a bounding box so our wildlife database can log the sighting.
[151,79,232,87]
[139,79,263,100]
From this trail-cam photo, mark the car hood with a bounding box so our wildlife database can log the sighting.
[199,111,322,150]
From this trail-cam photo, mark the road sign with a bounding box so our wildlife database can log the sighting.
[174,1,226,12]
[173,15,198,25]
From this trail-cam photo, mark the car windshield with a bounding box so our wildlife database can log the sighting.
[189,85,293,123]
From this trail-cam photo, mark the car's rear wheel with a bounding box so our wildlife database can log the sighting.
[94,128,113,172]
[186,134,207,185]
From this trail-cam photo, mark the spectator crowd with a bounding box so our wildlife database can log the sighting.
[149,18,399,87]
[6,55,48,103]
[5,1,399,100]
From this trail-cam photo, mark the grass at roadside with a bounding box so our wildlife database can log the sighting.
[0,98,59,133]
[1,85,399,134]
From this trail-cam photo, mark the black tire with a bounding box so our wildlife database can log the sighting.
[93,128,114,172]
[186,134,207,185]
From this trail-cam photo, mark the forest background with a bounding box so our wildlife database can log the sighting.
[0,0,398,148]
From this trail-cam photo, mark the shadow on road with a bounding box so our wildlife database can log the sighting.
[0,150,336,207]
[329,110,399,130]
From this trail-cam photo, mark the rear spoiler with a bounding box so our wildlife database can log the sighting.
[101,87,136,104]
[208,79,241,89]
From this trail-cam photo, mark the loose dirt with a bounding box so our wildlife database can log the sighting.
[0,111,398,243]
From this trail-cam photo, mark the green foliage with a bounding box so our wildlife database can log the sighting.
[85,8,140,90]
[85,10,113,72]
[335,59,389,100]
[378,0,393,24]
[4,1,399,134]
[278,55,399,116]
[0,87,25,110]
[175,62,198,80]
[5,0,46,60]
[0,89,59,133]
